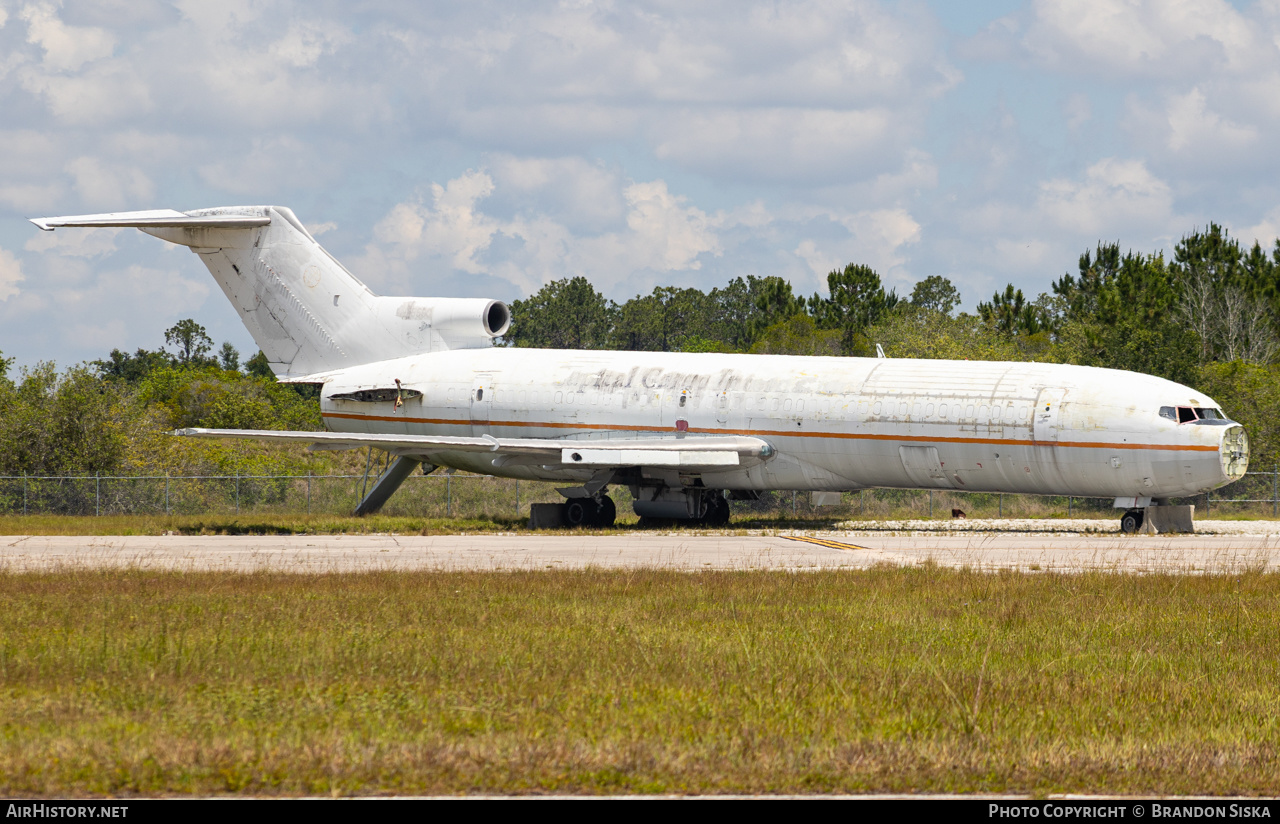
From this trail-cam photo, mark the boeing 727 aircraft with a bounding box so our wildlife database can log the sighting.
[30,206,1250,531]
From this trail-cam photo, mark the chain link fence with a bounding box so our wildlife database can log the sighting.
[2,470,1278,521]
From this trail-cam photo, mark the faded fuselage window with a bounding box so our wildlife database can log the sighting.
[1195,407,1223,420]
[1159,406,1176,421]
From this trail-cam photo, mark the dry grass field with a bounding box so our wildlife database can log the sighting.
[0,566,1277,797]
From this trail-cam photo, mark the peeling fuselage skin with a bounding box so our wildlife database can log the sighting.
[320,348,1246,499]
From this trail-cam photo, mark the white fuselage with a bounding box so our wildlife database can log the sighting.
[319,348,1246,499]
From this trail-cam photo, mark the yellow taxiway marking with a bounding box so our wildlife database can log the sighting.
[784,536,869,551]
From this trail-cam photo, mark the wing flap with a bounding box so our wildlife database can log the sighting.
[30,210,270,231]
[561,447,739,467]
[174,428,771,468]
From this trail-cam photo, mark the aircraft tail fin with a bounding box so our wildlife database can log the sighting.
[30,206,510,378]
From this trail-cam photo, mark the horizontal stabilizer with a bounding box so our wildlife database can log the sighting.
[174,428,774,469]
[29,209,270,231]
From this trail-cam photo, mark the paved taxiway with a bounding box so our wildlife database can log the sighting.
[3,524,1278,573]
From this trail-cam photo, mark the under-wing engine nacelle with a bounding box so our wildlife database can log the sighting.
[377,296,511,352]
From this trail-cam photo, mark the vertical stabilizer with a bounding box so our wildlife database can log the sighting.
[30,206,511,378]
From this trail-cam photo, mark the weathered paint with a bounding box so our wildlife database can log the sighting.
[317,347,1242,498]
[31,205,1249,509]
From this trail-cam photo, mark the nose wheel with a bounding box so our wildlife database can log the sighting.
[1120,508,1145,534]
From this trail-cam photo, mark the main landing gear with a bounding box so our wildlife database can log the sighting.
[1120,508,1144,534]
[562,495,617,528]
[702,491,731,526]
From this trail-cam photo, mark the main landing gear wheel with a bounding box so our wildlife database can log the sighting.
[564,499,593,527]
[1120,508,1145,534]
[595,495,617,527]
[702,492,731,526]
[564,496,616,528]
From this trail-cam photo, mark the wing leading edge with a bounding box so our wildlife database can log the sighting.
[174,428,775,470]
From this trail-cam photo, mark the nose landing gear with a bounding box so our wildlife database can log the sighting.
[1120,508,1144,534]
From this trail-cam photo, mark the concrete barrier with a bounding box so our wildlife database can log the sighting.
[528,503,565,529]
[1142,504,1195,534]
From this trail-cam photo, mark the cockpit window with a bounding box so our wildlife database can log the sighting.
[1164,405,1231,424]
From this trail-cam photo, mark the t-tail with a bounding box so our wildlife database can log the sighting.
[30,206,511,379]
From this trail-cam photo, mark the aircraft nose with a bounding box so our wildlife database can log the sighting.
[1221,423,1249,481]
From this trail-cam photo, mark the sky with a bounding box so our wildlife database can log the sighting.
[3,0,1280,370]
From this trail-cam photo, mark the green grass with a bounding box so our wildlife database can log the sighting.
[1,567,1278,796]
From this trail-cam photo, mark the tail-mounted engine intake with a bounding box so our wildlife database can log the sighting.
[381,297,511,352]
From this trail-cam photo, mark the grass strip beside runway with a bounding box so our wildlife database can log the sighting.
[1,567,1277,796]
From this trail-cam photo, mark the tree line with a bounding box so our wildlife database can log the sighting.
[3,222,1280,479]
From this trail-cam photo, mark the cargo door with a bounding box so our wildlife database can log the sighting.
[1033,387,1067,443]
[899,445,953,489]
[470,374,494,436]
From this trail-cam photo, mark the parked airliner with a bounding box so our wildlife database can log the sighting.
[30,206,1249,531]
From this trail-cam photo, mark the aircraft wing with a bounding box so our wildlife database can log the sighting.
[174,428,774,469]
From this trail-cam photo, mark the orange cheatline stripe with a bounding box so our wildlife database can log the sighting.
[320,412,1220,453]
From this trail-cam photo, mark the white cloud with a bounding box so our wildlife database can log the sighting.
[0,248,25,300]
[487,155,625,232]
[652,107,901,183]
[1064,93,1092,133]
[25,226,120,258]
[1159,87,1257,153]
[305,221,336,237]
[20,61,152,123]
[1036,158,1174,236]
[360,171,723,296]
[373,170,499,273]
[20,1,115,71]
[1022,0,1258,77]
[1238,208,1280,249]
[793,207,922,284]
[64,156,154,209]
[0,182,64,212]
[269,20,350,68]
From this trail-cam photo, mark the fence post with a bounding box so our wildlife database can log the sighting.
[515,480,520,517]
[307,471,312,516]
[1068,496,1073,517]
[96,471,100,517]
[23,472,27,516]
[1273,466,1277,519]
[165,473,170,515]
[447,474,452,518]
[999,493,1003,518]
[861,489,865,518]
[928,490,933,519]
[235,471,240,514]
[792,490,797,518]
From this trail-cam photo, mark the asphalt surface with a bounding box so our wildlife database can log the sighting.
[3,525,1278,573]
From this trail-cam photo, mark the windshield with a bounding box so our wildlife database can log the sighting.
[1160,406,1230,424]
